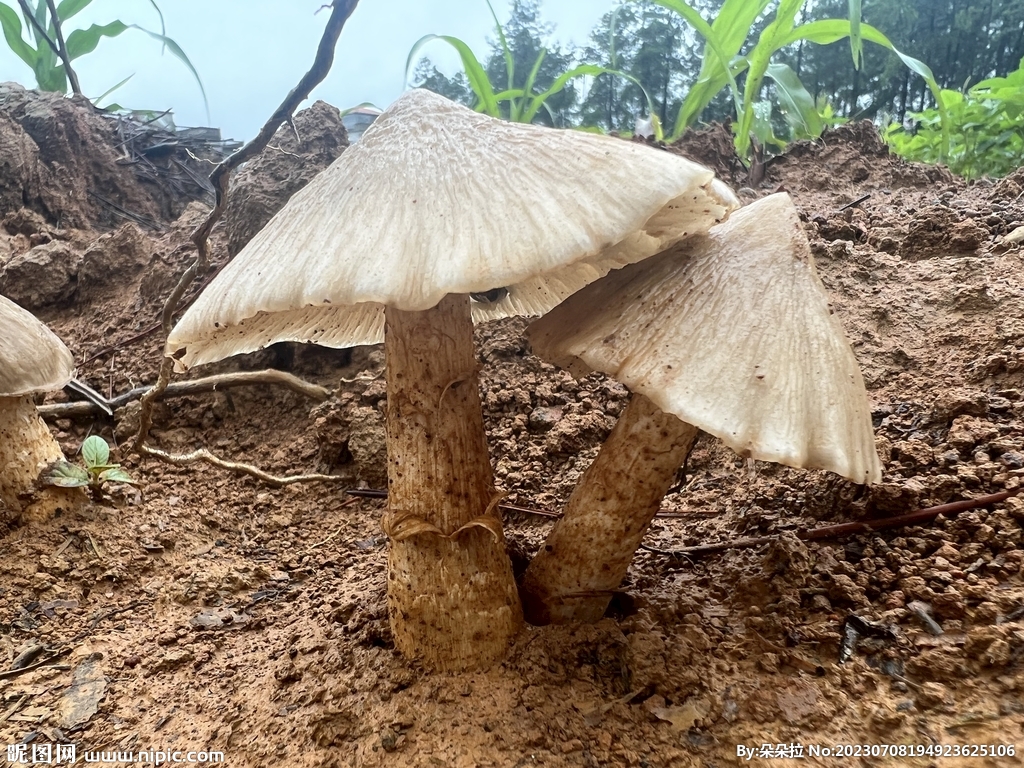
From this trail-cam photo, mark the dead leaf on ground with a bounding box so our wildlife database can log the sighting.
[59,654,106,729]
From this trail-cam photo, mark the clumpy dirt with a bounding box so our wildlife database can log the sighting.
[2,93,1023,768]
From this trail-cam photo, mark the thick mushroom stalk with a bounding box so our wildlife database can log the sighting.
[384,294,522,670]
[1,294,85,524]
[0,396,82,523]
[520,394,696,624]
[524,193,882,625]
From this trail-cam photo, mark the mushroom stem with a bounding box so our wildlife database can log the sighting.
[383,294,522,670]
[0,395,84,524]
[520,394,697,625]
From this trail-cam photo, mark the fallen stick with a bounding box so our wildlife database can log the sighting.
[42,370,331,418]
[648,487,1023,558]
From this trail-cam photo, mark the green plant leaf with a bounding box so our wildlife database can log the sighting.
[735,0,805,159]
[764,62,822,139]
[65,20,127,60]
[46,462,90,488]
[128,24,208,121]
[81,434,110,468]
[56,0,92,21]
[406,33,499,117]
[98,467,137,485]
[0,3,38,69]
[653,0,748,138]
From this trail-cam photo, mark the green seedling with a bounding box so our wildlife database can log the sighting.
[885,57,1024,180]
[406,0,656,127]
[653,0,947,163]
[46,435,137,500]
[0,0,207,114]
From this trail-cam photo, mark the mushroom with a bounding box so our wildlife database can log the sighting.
[1,294,84,523]
[522,193,882,624]
[167,89,738,670]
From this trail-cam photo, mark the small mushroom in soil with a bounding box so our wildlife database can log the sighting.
[0,294,85,523]
[166,89,738,671]
[521,193,883,625]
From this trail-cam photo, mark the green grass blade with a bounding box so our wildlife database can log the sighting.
[764,62,822,138]
[516,48,547,121]
[406,33,500,117]
[129,24,209,122]
[486,0,514,91]
[92,72,132,106]
[0,3,38,68]
[848,0,863,68]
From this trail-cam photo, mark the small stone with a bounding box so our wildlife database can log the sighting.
[917,682,950,709]
[528,406,563,433]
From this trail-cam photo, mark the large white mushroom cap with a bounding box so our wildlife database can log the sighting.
[0,294,74,397]
[528,193,882,485]
[167,89,738,369]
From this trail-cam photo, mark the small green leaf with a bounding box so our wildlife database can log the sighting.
[81,435,110,468]
[46,462,90,488]
[98,467,137,485]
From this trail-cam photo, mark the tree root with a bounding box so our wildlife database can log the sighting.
[42,370,330,418]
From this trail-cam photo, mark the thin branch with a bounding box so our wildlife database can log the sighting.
[42,370,331,418]
[645,487,1023,559]
[132,0,360,465]
[42,0,81,95]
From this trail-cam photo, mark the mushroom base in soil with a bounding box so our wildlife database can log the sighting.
[383,294,522,670]
[520,394,697,624]
[0,396,84,524]
[522,193,883,625]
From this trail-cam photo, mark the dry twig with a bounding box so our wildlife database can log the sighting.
[43,369,330,418]
[645,487,1023,558]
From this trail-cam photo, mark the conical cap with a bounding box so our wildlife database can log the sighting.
[168,89,737,368]
[529,193,882,484]
[1,294,74,397]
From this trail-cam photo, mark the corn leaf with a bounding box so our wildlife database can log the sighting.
[406,33,500,117]
[486,0,514,91]
[55,0,91,21]
[848,0,863,68]
[653,0,747,138]
[782,20,949,158]
[0,2,37,68]
[764,62,822,138]
[735,0,804,158]
[129,24,208,120]
[65,20,127,59]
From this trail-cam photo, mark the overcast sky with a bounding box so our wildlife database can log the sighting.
[0,0,615,141]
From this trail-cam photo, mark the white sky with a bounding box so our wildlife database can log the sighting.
[0,1,615,140]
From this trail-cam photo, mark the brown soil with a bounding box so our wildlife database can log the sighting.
[2,96,1023,768]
